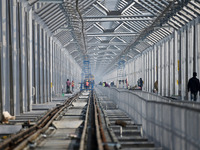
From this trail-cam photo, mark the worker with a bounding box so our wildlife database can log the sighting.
[72,80,74,92]
[138,78,143,90]
[153,80,158,93]
[86,80,89,91]
[188,72,200,101]
[66,79,71,93]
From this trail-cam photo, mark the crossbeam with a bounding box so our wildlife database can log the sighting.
[86,32,139,37]
[37,0,63,3]
[84,16,154,22]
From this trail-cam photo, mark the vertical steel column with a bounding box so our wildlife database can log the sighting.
[56,45,59,94]
[55,44,57,94]
[68,54,69,80]
[50,37,53,101]
[69,56,72,81]
[39,27,43,103]
[21,4,28,111]
[133,60,134,86]
[143,53,146,91]
[1,0,10,112]
[139,57,142,83]
[181,27,187,100]
[195,18,200,102]
[158,45,162,95]
[196,18,200,76]
[145,53,148,91]
[166,40,170,96]
[27,8,33,111]
[46,36,50,102]
[32,18,35,105]
[18,2,23,113]
[152,47,155,90]
[133,58,135,86]
[64,51,66,89]
[162,42,165,96]
[55,47,58,94]
[188,24,194,79]
[134,60,136,84]
[11,0,20,114]
[54,43,56,94]
[187,24,194,100]
[169,36,174,96]
[59,48,62,93]
[0,0,2,120]
[60,49,63,92]
[58,48,61,93]
[24,10,29,111]
[130,60,133,86]
[53,42,57,94]
[147,52,150,92]
[153,45,157,90]
[57,46,59,94]
[149,51,152,92]
[178,30,182,99]
[129,61,131,86]
[174,31,179,96]
[186,25,190,100]
[7,0,14,115]
[161,44,165,96]
[43,30,46,103]
[197,18,200,101]
[150,50,154,92]
[34,20,39,104]
[145,52,148,91]
[65,51,68,88]
[52,41,55,95]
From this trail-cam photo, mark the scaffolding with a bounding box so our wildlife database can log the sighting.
[117,60,126,88]
[80,55,94,91]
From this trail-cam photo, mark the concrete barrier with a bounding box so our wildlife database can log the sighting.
[97,86,200,150]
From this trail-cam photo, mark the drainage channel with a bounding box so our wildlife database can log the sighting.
[95,89,163,150]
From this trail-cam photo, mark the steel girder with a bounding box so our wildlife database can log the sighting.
[25,0,200,76]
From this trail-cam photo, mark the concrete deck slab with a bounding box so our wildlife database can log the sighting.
[72,102,87,107]
[0,125,22,134]
[65,109,83,115]
[36,129,78,150]
[79,96,88,99]
[53,120,83,128]
[82,92,89,96]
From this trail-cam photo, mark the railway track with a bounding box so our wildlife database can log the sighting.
[0,93,80,150]
[95,89,163,150]
[0,90,162,150]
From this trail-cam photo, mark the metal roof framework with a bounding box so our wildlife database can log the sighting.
[27,0,200,76]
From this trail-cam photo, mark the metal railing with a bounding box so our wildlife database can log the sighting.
[97,86,200,150]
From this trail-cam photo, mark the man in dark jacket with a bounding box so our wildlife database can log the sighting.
[188,72,200,101]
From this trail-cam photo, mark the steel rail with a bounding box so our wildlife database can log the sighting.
[94,91,120,149]
[93,93,104,150]
[79,93,91,150]
[0,93,80,150]
[94,93,110,150]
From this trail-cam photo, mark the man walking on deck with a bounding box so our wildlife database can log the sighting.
[66,79,71,93]
[188,72,200,101]
[72,80,74,92]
